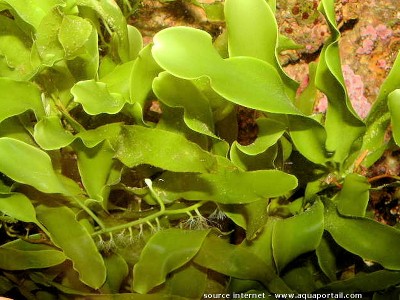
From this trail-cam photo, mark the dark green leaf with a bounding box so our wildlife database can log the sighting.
[132,228,210,294]
[115,125,217,173]
[36,205,106,289]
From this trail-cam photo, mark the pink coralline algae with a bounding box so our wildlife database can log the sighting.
[314,65,371,119]
[356,24,393,55]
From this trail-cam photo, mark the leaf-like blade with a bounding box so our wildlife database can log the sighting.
[153,160,297,204]
[0,193,38,223]
[0,247,66,270]
[388,89,400,146]
[335,173,370,217]
[34,116,75,150]
[0,138,74,195]
[36,205,106,289]
[0,78,45,123]
[324,200,400,270]
[272,201,324,272]
[72,80,126,115]
[132,228,210,294]
[116,125,217,173]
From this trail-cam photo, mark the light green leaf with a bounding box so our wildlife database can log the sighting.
[34,7,65,66]
[362,52,400,167]
[194,235,292,293]
[316,0,365,166]
[127,25,143,61]
[0,247,66,270]
[100,60,134,101]
[335,173,370,217]
[272,201,324,272]
[316,235,337,282]
[0,78,45,123]
[224,0,298,98]
[34,116,75,150]
[152,26,327,164]
[153,72,217,138]
[72,80,126,115]
[74,140,116,204]
[115,125,217,173]
[0,193,38,223]
[0,137,75,195]
[324,200,400,270]
[132,229,210,294]
[1,0,63,30]
[0,15,34,80]
[59,15,93,59]
[388,89,400,146]
[153,159,298,204]
[36,205,106,289]
[167,263,207,299]
[102,253,129,294]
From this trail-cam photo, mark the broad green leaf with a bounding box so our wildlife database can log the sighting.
[362,52,400,166]
[100,60,134,100]
[316,235,337,282]
[318,270,400,293]
[324,200,400,270]
[282,266,318,293]
[230,144,277,171]
[115,125,217,173]
[102,253,129,294]
[59,15,93,59]
[77,122,122,148]
[127,25,143,61]
[0,15,34,80]
[152,27,297,115]
[153,164,298,204]
[272,201,324,272]
[0,0,63,29]
[153,72,217,139]
[194,235,292,293]
[72,80,126,115]
[34,7,64,66]
[167,263,207,299]
[36,205,106,289]
[0,193,38,223]
[34,116,75,150]
[388,89,400,146]
[0,78,45,123]
[335,173,370,217]
[224,0,298,98]
[0,247,66,270]
[0,116,37,146]
[0,137,74,195]
[74,140,116,204]
[152,26,327,164]
[132,228,210,294]
[316,0,365,166]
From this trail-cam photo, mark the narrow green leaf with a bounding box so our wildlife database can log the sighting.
[0,193,38,223]
[0,247,66,270]
[316,235,337,282]
[388,89,400,146]
[36,205,106,289]
[115,125,217,173]
[272,201,324,272]
[335,173,370,217]
[318,270,400,293]
[74,140,116,204]
[153,163,298,204]
[127,25,143,61]
[132,229,210,294]
[0,138,74,195]
[324,200,400,270]
[316,0,365,166]
[72,80,126,115]
[102,253,129,294]
[362,52,400,166]
[0,78,45,123]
